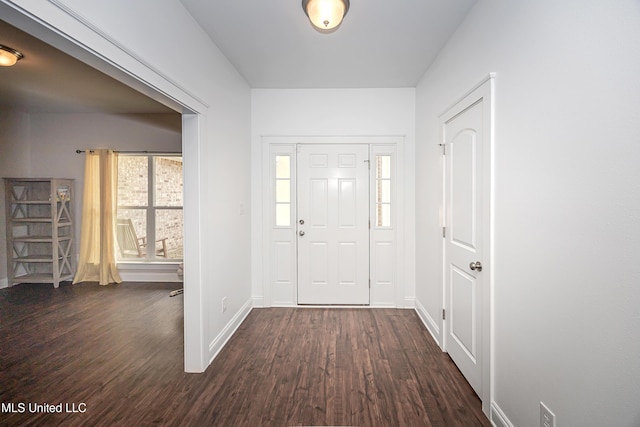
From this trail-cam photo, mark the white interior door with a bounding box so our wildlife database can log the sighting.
[297,144,370,305]
[444,99,484,396]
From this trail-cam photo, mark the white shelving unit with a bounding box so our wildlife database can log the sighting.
[4,178,75,288]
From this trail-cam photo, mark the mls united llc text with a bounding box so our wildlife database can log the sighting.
[2,402,87,414]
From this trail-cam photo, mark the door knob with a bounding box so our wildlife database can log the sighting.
[469,261,482,272]
[299,231,305,237]
[299,219,305,225]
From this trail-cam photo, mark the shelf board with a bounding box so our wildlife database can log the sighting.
[12,236,72,243]
[12,255,65,262]
[5,178,58,182]
[10,273,74,284]
[10,218,53,223]
[10,200,51,205]
[9,219,71,226]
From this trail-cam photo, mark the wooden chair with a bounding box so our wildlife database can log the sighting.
[116,218,168,258]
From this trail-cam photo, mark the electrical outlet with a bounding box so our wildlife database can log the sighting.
[540,402,556,427]
[222,297,227,313]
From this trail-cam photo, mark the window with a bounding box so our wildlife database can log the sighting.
[117,155,183,261]
[375,155,392,227]
[275,155,291,227]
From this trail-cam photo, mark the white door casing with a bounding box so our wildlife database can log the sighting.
[441,75,493,415]
[260,136,404,308]
[297,144,370,305]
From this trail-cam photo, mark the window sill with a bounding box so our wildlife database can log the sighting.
[117,260,182,266]
[117,261,182,282]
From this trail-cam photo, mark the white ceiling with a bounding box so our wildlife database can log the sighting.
[0,1,477,113]
[181,0,477,88]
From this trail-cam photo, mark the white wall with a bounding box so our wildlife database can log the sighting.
[2,0,252,372]
[415,1,640,426]
[251,88,416,306]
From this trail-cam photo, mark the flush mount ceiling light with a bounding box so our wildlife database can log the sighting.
[0,44,24,67]
[302,0,350,32]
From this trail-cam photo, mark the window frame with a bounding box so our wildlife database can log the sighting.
[117,154,183,262]
[274,154,292,228]
[374,153,394,229]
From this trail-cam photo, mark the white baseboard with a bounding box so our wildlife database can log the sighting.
[490,401,514,427]
[271,302,297,307]
[208,298,253,365]
[252,296,265,307]
[414,298,441,346]
[403,297,415,308]
[0,278,8,289]
[371,303,397,308]
[117,263,182,282]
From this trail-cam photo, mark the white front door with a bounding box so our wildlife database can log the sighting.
[443,99,485,396]
[297,144,370,305]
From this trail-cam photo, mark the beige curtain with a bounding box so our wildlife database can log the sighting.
[73,149,122,286]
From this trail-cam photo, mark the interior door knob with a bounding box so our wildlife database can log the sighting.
[299,231,305,237]
[469,261,482,272]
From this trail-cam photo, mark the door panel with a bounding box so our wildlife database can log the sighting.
[338,242,357,285]
[451,130,477,250]
[310,179,328,226]
[450,265,477,360]
[338,179,356,226]
[297,144,369,305]
[309,242,328,285]
[445,99,483,396]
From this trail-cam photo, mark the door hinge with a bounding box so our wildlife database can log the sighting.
[442,226,446,238]
[369,279,371,288]
[439,143,446,155]
[442,309,446,320]
[365,159,371,170]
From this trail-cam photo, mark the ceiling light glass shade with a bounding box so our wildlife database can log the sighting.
[0,45,24,67]
[302,0,350,31]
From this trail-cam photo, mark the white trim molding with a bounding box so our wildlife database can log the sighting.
[490,401,514,427]
[0,278,8,289]
[208,299,253,365]
[414,298,441,345]
[48,0,210,111]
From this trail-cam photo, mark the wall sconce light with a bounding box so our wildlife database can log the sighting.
[0,44,24,67]
[302,0,350,32]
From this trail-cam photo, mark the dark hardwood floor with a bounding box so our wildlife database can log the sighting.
[0,282,489,426]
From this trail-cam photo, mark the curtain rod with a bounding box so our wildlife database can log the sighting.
[75,149,181,155]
